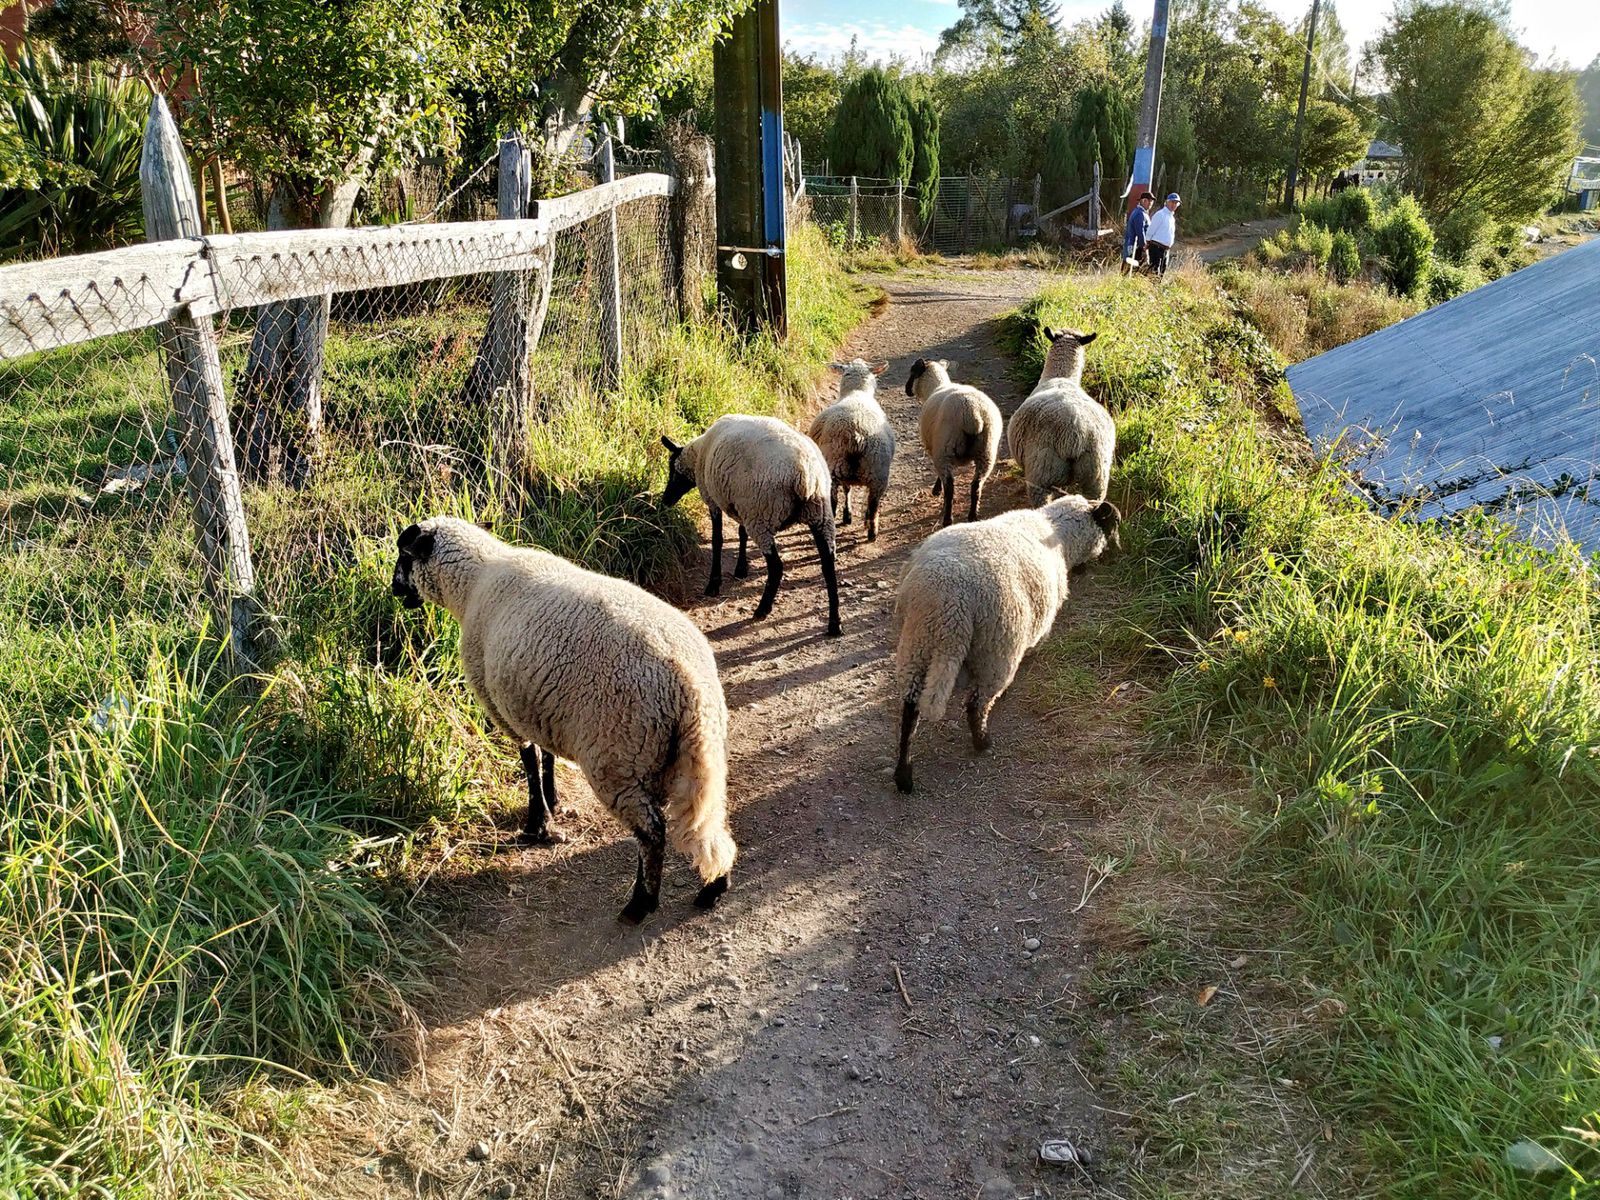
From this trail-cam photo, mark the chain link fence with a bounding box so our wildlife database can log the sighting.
[0,121,705,747]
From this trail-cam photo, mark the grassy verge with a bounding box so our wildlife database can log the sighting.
[0,220,869,1196]
[1006,264,1600,1197]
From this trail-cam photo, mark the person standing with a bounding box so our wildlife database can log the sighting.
[1123,192,1155,275]
[1147,192,1181,276]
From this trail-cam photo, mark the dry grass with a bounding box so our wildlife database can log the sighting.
[1217,262,1421,362]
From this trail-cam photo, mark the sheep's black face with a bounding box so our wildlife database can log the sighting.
[905,358,928,396]
[1091,500,1123,558]
[392,523,434,609]
[660,436,696,507]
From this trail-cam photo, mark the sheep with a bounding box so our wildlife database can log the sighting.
[390,517,737,923]
[905,357,1003,527]
[661,414,842,638]
[1007,327,1116,506]
[808,359,895,541]
[891,494,1122,793]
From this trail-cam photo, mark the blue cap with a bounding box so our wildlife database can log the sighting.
[1166,193,1182,202]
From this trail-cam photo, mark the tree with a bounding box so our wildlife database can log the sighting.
[1376,1,1582,223]
[938,0,1063,62]
[782,52,846,160]
[1578,55,1600,146]
[1298,99,1369,186]
[828,68,914,181]
[1093,0,1141,84]
[1063,84,1133,196]
[907,88,942,223]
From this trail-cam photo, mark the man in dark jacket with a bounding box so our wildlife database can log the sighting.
[1123,192,1155,274]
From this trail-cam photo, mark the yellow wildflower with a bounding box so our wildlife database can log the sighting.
[1263,676,1277,689]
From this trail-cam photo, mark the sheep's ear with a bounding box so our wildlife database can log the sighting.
[1078,331,1098,345]
[406,529,436,562]
[398,522,422,551]
[1042,326,1060,341]
[870,361,889,376]
[1091,500,1122,534]
[827,361,846,374]
[661,435,682,453]
[905,358,927,396]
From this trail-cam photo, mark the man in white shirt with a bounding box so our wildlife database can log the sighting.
[1147,193,1180,275]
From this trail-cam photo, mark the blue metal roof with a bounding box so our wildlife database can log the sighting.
[1287,236,1600,557]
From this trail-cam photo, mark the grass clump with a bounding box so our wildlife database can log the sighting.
[1010,269,1600,1196]
[0,218,868,1195]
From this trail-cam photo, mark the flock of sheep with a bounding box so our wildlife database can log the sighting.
[389,327,1120,924]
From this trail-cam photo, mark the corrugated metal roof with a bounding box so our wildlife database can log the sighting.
[1366,139,1405,159]
[1287,235,1600,558]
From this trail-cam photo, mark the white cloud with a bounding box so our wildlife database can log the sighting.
[785,21,944,63]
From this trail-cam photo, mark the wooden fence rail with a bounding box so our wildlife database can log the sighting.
[0,171,676,360]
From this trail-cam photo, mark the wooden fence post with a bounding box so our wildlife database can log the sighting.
[596,132,625,389]
[140,95,258,664]
[893,180,905,245]
[848,175,859,246]
[1032,174,1041,230]
[1091,160,1102,233]
[460,133,545,456]
[665,126,715,320]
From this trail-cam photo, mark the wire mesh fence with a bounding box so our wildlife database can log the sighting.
[0,134,691,747]
[802,174,1038,255]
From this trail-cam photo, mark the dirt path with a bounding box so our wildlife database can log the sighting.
[1191,215,1291,262]
[305,269,1143,1200]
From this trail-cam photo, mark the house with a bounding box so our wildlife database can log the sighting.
[1567,154,1600,211]
[1349,139,1405,188]
[1288,236,1600,558]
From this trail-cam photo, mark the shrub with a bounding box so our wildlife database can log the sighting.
[1426,255,1482,303]
[1433,199,1493,265]
[827,67,913,183]
[1294,220,1334,270]
[1301,187,1375,234]
[0,44,147,261]
[1329,229,1361,282]
[1371,194,1435,298]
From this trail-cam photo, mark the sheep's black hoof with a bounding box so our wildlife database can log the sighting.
[618,890,660,925]
[704,580,722,597]
[733,562,750,579]
[930,479,942,497]
[840,510,853,526]
[894,763,914,793]
[826,619,843,638]
[867,527,878,543]
[970,735,992,755]
[518,827,568,847]
[693,875,731,909]
[751,602,774,621]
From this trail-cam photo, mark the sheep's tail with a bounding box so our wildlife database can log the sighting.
[895,592,971,723]
[662,692,737,882]
[842,449,865,480]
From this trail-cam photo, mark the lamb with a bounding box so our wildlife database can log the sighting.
[891,494,1122,793]
[1007,327,1116,505]
[390,517,737,923]
[808,359,895,541]
[905,358,1003,527]
[661,414,842,637]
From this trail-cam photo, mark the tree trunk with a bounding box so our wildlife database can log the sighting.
[238,171,365,487]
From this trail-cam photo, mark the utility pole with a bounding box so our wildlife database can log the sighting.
[1283,0,1322,210]
[712,0,787,337]
[1125,0,1172,214]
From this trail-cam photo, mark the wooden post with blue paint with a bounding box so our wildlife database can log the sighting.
[1125,0,1172,214]
[711,0,788,337]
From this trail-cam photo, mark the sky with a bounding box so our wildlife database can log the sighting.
[780,0,1600,72]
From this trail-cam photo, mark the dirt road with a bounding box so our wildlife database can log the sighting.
[308,268,1143,1200]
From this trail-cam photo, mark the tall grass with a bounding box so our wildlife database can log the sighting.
[1011,269,1600,1196]
[0,220,868,1195]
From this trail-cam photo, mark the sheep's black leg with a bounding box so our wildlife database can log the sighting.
[619,805,666,925]
[518,744,566,845]
[810,520,842,637]
[733,525,750,579]
[830,483,840,519]
[865,488,882,542]
[930,474,943,497]
[705,506,723,597]
[966,693,994,753]
[940,472,955,527]
[751,546,783,620]
[894,699,919,793]
[839,486,853,527]
[968,471,983,522]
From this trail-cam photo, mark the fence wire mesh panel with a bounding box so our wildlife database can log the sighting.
[0,156,682,743]
[802,175,1028,255]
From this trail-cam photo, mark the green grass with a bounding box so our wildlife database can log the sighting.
[0,219,868,1196]
[1008,268,1600,1197]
